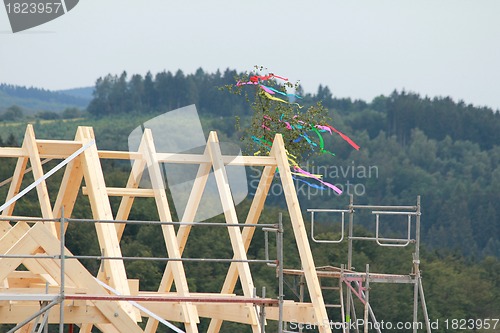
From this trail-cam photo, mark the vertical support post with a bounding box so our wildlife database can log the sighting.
[346,194,354,332]
[59,208,65,333]
[413,196,421,333]
[413,274,420,333]
[277,213,284,333]
[340,265,346,333]
[349,292,359,333]
[363,264,369,333]
[418,278,432,333]
[415,196,421,265]
[348,195,354,270]
[299,269,304,333]
[260,287,266,333]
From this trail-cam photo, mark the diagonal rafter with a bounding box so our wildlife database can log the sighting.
[23,125,57,235]
[145,136,212,333]
[141,128,200,333]
[207,163,276,333]
[75,126,137,322]
[272,134,332,333]
[206,131,261,332]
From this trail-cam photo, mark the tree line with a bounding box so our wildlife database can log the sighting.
[87,68,252,117]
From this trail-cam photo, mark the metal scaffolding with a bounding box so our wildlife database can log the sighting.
[0,213,284,333]
[282,195,432,333]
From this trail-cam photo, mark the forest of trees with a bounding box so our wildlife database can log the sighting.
[0,68,499,332]
[87,68,250,117]
[81,68,500,258]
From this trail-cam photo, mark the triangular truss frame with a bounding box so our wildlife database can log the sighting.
[0,125,332,333]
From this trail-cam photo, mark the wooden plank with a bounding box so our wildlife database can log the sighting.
[0,224,43,282]
[271,134,331,333]
[115,139,147,240]
[206,131,260,332]
[145,139,211,333]
[0,147,25,158]
[27,222,144,333]
[15,322,33,333]
[0,304,108,323]
[0,223,58,290]
[0,155,29,237]
[142,302,254,324]
[224,155,277,166]
[75,126,137,322]
[5,272,44,288]
[0,222,31,254]
[23,125,57,236]
[27,254,78,287]
[82,187,155,198]
[36,140,82,158]
[157,152,276,166]
[52,156,84,237]
[78,324,93,333]
[99,150,276,166]
[141,128,199,333]
[206,164,275,333]
[98,150,143,160]
[266,301,317,323]
[3,233,79,290]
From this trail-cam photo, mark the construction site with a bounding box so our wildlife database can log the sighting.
[0,125,432,333]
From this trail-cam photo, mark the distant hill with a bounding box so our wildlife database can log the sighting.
[0,84,92,115]
[57,86,94,100]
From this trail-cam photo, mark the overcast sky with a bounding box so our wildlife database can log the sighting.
[1,0,499,110]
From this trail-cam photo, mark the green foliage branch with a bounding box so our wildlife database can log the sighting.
[224,66,332,163]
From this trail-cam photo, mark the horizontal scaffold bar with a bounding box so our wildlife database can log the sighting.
[64,294,279,305]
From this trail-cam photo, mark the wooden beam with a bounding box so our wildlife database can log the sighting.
[82,187,155,198]
[115,140,147,240]
[23,125,57,235]
[206,164,276,333]
[36,140,82,158]
[75,126,136,322]
[0,304,108,323]
[1,155,29,236]
[143,302,254,324]
[0,222,31,255]
[98,149,276,166]
[266,301,317,323]
[53,156,84,237]
[144,141,212,333]
[271,134,332,333]
[27,221,144,333]
[156,153,276,166]
[206,131,260,332]
[98,150,143,160]
[0,224,44,282]
[145,137,211,333]
[141,128,200,333]
[0,147,24,158]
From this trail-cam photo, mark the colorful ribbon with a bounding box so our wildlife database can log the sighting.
[293,166,343,195]
[237,71,359,195]
[263,92,303,108]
